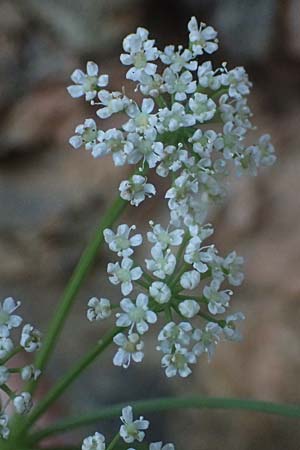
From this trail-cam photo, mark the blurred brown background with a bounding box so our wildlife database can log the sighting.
[1,0,300,449]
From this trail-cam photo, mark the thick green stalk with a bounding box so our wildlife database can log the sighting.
[29,194,127,393]
[22,327,120,433]
[29,396,300,444]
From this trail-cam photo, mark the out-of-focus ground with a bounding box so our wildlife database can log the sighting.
[1,0,300,449]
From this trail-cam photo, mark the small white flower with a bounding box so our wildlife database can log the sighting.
[180,270,201,290]
[69,118,100,151]
[0,297,22,335]
[113,332,144,368]
[0,334,13,359]
[119,175,156,206]
[223,312,245,341]
[147,223,184,250]
[254,134,276,168]
[21,365,41,381]
[67,61,108,101]
[188,17,218,56]
[160,44,197,72]
[149,442,175,450]
[203,279,232,315]
[96,90,129,119]
[161,344,196,378]
[145,244,176,280]
[139,72,165,97]
[149,281,171,304]
[188,93,216,123]
[87,297,111,321]
[116,294,157,334]
[157,321,192,354]
[104,224,142,257]
[221,66,251,99]
[13,392,32,415]
[162,68,196,101]
[120,405,149,443]
[157,103,195,133]
[0,413,9,439]
[184,237,214,273]
[0,366,9,385]
[222,251,244,286]
[192,322,222,360]
[92,128,130,165]
[107,258,143,296]
[120,28,159,81]
[125,131,164,169]
[123,98,157,133]
[20,324,42,353]
[178,299,200,318]
[82,432,106,450]
[197,61,221,90]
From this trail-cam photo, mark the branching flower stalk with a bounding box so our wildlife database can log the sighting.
[0,16,287,450]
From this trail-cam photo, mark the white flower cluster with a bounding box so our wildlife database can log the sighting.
[68,16,275,225]
[0,297,42,440]
[68,18,275,378]
[82,405,174,450]
[87,222,245,377]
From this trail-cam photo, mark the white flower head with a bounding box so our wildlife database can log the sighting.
[184,237,214,273]
[157,103,195,133]
[67,61,109,101]
[147,222,184,250]
[188,93,216,123]
[192,322,222,360]
[178,299,200,318]
[96,90,129,119]
[20,324,42,353]
[180,270,201,290]
[92,128,129,165]
[223,312,245,341]
[188,17,218,56]
[107,258,142,296]
[104,224,142,257]
[82,432,106,450]
[125,131,164,169]
[116,294,157,334]
[13,392,32,415]
[119,175,156,206]
[150,443,175,450]
[222,251,244,286]
[163,68,196,101]
[160,44,197,72]
[203,279,232,315]
[161,344,196,378]
[145,244,176,280]
[69,118,100,151]
[113,332,144,368]
[0,335,13,359]
[149,281,171,304]
[157,321,193,354]
[120,405,149,443]
[21,365,41,382]
[87,297,111,321]
[120,27,159,81]
[0,297,22,336]
[123,98,157,133]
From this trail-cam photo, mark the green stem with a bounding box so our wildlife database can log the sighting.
[22,327,120,432]
[106,433,120,450]
[29,395,300,444]
[29,194,127,394]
